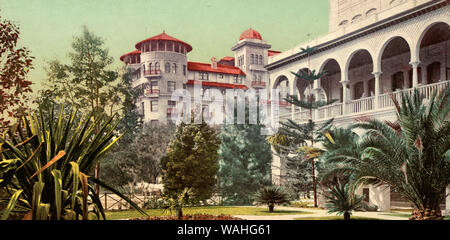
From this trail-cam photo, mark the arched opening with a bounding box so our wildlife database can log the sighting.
[320,59,342,103]
[347,50,374,99]
[294,68,311,102]
[274,76,290,102]
[418,22,450,84]
[380,37,411,93]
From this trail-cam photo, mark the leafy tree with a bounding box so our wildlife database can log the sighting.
[0,105,145,220]
[324,181,364,220]
[270,46,336,207]
[0,14,34,130]
[322,88,450,220]
[100,121,176,188]
[218,108,272,205]
[161,119,220,202]
[254,186,290,213]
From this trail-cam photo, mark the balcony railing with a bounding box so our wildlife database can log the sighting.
[251,81,266,88]
[287,80,449,122]
[144,89,160,97]
[143,70,161,77]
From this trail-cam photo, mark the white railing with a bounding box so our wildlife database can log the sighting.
[318,103,343,119]
[291,80,449,122]
[347,97,375,114]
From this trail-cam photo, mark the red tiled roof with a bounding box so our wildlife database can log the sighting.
[120,50,141,62]
[186,80,248,90]
[187,62,246,76]
[240,28,263,41]
[135,32,193,52]
[268,50,281,56]
[220,56,235,62]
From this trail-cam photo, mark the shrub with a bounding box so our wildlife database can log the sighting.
[254,186,290,212]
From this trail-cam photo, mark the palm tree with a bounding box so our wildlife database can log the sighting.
[324,180,364,220]
[322,87,450,220]
[254,186,290,213]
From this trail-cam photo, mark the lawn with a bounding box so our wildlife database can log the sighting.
[294,216,381,220]
[105,206,312,220]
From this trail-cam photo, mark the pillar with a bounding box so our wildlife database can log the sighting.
[372,71,382,108]
[271,146,281,186]
[369,184,391,212]
[363,79,369,97]
[446,184,450,216]
[290,80,296,121]
[410,61,421,88]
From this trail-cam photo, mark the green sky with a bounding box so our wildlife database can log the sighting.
[1,0,329,92]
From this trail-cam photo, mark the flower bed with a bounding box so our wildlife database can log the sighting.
[130,214,243,220]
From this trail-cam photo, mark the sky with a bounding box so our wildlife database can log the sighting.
[1,0,329,93]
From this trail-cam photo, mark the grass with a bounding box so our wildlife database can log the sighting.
[294,216,380,220]
[380,212,411,218]
[105,206,312,220]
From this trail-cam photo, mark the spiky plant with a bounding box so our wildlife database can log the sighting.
[322,87,450,220]
[324,181,364,220]
[162,188,192,220]
[254,186,290,213]
[0,105,146,220]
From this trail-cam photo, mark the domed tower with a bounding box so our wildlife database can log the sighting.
[232,28,271,89]
[121,32,192,123]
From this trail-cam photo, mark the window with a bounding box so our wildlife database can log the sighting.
[183,65,186,76]
[141,102,145,114]
[219,74,223,79]
[366,8,377,17]
[167,41,173,51]
[250,54,254,64]
[150,81,158,91]
[339,20,348,26]
[151,42,156,51]
[168,100,176,107]
[158,41,164,51]
[173,63,177,74]
[165,62,171,73]
[233,75,239,83]
[200,72,209,80]
[351,14,362,23]
[259,55,263,65]
[168,81,176,93]
[151,100,158,112]
[253,74,257,81]
[148,63,152,72]
[155,62,160,72]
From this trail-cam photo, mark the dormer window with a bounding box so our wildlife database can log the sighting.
[339,20,348,26]
[366,8,377,17]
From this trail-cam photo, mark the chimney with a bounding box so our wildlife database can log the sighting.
[211,57,217,69]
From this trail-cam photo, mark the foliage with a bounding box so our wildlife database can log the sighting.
[100,122,175,188]
[324,181,364,220]
[254,186,290,212]
[0,105,145,220]
[218,107,272,205]
[161,188,192,220]
[0,14,34,129]
[131,214,243,220]
[39,26,121,118]
[161,119,220,203]
[322,87,450,220]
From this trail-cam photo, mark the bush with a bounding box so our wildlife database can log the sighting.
[254,186,290,212]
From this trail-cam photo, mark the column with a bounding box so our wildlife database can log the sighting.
[363,80,369,97]
[446,184,450,216]
[369,184,391,212]
[290,83,296,121]
[372,71,382,109]
[410,61,421,88]
[340,80,349,114]
[313,78,321,119]
[403,70,409,89]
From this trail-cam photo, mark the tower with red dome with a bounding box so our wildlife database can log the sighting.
[232,28,272,90]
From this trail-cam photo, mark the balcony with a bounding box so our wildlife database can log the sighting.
[251,81,266,88]
[144,89,160,98]
[289,81,449,123]
[143,70,161,78]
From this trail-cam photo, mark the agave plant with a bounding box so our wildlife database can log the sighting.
[324,181,364,220]
[322,87,450,220]
[162,188,192,220]
[254,185,290,213]
[0,106,146,220]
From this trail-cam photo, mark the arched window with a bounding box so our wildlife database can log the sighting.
[339,20,348,26]
[351,14,362,23]
[155,62,160,72]
[165,62,171,73]
[366,8,377,17]
[173,63,177,74]
[149,63,152,72]
[250,54,254,64]
[259,55,263,65]
[142,64,146,73]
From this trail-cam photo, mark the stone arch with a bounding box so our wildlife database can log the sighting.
[318,58,342,102]
[376,35,413,71]
[345,49,375,99]
[293,68,311,101]
[379,36,412,92]
[414,21,450,60]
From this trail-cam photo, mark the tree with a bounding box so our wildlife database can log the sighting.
[324,181,364,220]
[161,119,220,202]
[254,186,290,213]
[0,14,34,130]
[270,46,336,207]
[322,87,450,220]
[218,107,272,205]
